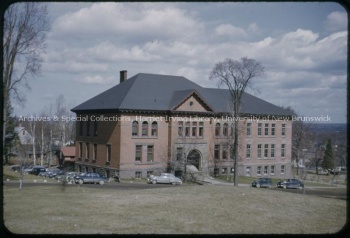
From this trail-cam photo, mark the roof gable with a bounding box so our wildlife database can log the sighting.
[170,90,214,112]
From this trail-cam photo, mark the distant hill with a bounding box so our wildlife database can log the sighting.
[308,123,347,133]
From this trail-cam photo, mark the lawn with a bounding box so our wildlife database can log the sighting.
[3,183,346,234]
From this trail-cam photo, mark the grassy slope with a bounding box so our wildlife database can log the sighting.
[3,184,346,234]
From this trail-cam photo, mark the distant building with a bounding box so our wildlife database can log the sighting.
[71,71,293,179]
[14,126,33,145]
[57,146,76,170]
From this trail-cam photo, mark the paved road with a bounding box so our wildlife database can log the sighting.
[4,180,347,200]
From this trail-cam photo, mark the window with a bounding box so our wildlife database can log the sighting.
[221,167,227,175]
[271,144,275,158]
[264,144,269,159]
[142,122,148,136]
[215,123,220,137]
[257,144,262,159]
[79,142,82,158]
[176,147,183,161]
[246,144,251,158]
[281,144,286,158]
[257,166,262,176]
[271,165,275,175]
[282,124,286,137]
[135,171,142,179]
[135,145,142,162]
[93,143,97,161]
[281,165,285,174]
[192,122,197,137]
[106,144,111,162]
[246,123,251,136]
[222,145,228,160]
[185,122,190,137]
[86,142,90,160]
[147,171,153,177]
[132,121,139,136]
[151,122,158,136]
[264,123,269,136]
[199,122,204,137]
[214,144,220,160]
[223,123,228,137]
[264,166,268,175]
[86,118,90,136]
[178,122,183,137]
[230,123,234,136]
[94,120,98,136]
[246,167,251,176]
[258,123,262,136]
[79,121,83,136]
[147,145,154,162]
[271,123,275,136]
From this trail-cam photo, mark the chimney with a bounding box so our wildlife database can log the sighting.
[120,70,127,83]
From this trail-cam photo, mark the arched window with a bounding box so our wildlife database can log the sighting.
[151,122,158,136]
[223,123,228,137]
[142,121,148,136]
[215,123,221,137]
[132,121,139,136]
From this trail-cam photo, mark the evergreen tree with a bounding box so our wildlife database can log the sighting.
[321,139,334,170]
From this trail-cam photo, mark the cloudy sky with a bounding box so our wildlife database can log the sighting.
[12,2,347,123]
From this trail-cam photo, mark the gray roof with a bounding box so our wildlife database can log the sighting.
[71,73,291,116]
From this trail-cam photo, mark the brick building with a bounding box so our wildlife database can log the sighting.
[71,71,293,179]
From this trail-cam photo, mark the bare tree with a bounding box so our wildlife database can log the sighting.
[209,57,265,186]
[3,2,50,163]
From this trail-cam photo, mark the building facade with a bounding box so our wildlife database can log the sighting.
[72,71,292,179]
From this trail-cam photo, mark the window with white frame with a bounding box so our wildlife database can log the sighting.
[106,144,111,162]
[258,123,262,136]
[270,165,275,175]
[271,123,275,136]
[135,145,142,162]
[192,122,197,137]
[185,122,190,137]
[178,121,183,137]
[257,166,262,176]
[86,142,90,160]
[142,121,148,136]
[147,145,154,162]
[151,122,158,136]
[246,167,251,176]
[264,166,268,175]
[264,144,269,159]
[132,121,139,136]
[246,144,251,158]
[221,167,227,175]
[198,122,204,137]
[222,145,228,159]
[215,123,221,137]
[270,144,275,158]
[214,144,220,160]
[246,123,251,136]
[223,123,228,137]
[281,124,286,137]
[281,144,286,158]
[264,123,269,136]
[135,171,142,179]
[281,165,285,174]
[93,143,97,161]
[257,144,262,159]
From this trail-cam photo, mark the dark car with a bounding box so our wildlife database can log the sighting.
[28,166,46,176]
[46,169,64,178]
[277,179,304,189]
[74,173,109,185]
[11,165,21,172]
[251,178,273,188]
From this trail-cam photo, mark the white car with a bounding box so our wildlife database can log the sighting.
[148,173,182,185]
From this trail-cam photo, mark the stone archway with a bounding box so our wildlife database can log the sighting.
[187,149,202,170]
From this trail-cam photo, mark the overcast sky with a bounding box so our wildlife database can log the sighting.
[11,2,347,123]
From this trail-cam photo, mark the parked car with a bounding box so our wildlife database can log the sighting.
[28,166,47,176]
[11,165,21,172]
[251,178,273,188]
[74,173,109,185]
[38,171,49,177]
[147,173,182,185]
[46,169,64,178]
[277,179,304,189]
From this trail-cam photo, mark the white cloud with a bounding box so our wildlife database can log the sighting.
[214,23,247,38]
[74,75,115,85]
[324,11,347,32]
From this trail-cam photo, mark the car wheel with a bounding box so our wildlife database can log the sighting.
[171,182,176,185]
[283,185,287,189]
[99,180,104,185]
[298,186,303,190]
[256,183,260,188]
[78,179,84,184]
[152,180,157,184]
[268,184,272,189]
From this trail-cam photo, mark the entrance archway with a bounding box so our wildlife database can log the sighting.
[187,149,202,170]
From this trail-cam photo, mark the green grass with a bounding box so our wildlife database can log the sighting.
[3,183,346,234]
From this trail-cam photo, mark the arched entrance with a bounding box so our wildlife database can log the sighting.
[187,149,202,170]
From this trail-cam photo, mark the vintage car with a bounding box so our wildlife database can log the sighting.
[74,173,109,185]
[277,179,304,189]
[147,173,182,185]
